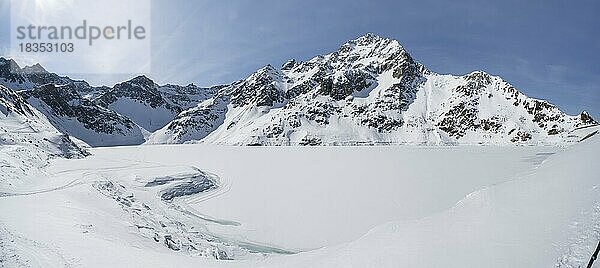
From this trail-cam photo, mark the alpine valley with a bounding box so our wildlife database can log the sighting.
[1,34,599,268]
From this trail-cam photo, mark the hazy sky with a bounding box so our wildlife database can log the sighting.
[0,0,598,117]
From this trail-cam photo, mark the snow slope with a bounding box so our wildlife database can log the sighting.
[273,130,600,268]
[148,33,597,145]
[20,84,146,147]
[1,132,599,267]
[94,75,221,132]
[0,84,88,192]
[0,59,147,147]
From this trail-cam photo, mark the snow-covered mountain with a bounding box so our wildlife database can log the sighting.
[0,84,88,190]
[0,57,108,99]
[0,58,143,147]
[20,84,145,147]
[94,75,220,132]
[1,34,597,147]
[148,33,597,145]
[0,59,219,144]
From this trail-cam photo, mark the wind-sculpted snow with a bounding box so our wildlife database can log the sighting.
[0,84,88,190]
[144,171,217,201]
[557,202,600,267]
[93,180,230,259]
[287,134,600,268]
[80,165,294,261]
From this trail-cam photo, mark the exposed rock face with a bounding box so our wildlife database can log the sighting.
[0,59,27,85]
[159,83,224,111]
[0,59,219,143]
[0,58,141,147]
[94,75,220,132]
[94,75,180,132]
[148,96,229,144]
[437,71,494,138]
[229,65,285,108]
[20,84,145,147]
[580,111,597,125]
[0,84,88,187]
[149,33,597,145]
[0,84,35,117]
[0,85,89,158]
[96,76,173,111]
[0,57,107,98]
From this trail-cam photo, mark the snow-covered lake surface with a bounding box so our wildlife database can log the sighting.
[1,140,598,267]
[85,145,558,251]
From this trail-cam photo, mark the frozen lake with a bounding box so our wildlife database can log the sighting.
[86,145,558,251]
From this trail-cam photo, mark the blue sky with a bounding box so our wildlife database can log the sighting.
[0,0,598,117]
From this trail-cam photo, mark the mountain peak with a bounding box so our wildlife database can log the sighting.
[281,59,299,70]
[355,32,385,43]
[335,33,408,68]
[150,33,597,146]
[0,58,22,71]
[121,75,156,89]
[580,111,597,125]
[129,74,153,83]
[464,70,493,81]
[258,64,276,72]
[251,64,281,80]
[0,57,15,64]
[23,63,48,74]
[0,57,10,66]
[344,33,403,49]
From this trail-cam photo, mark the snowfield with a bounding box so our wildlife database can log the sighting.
[92,144,559,251]
[1,132,599,267]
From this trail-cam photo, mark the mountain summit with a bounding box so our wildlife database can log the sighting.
[148,33,597,145]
